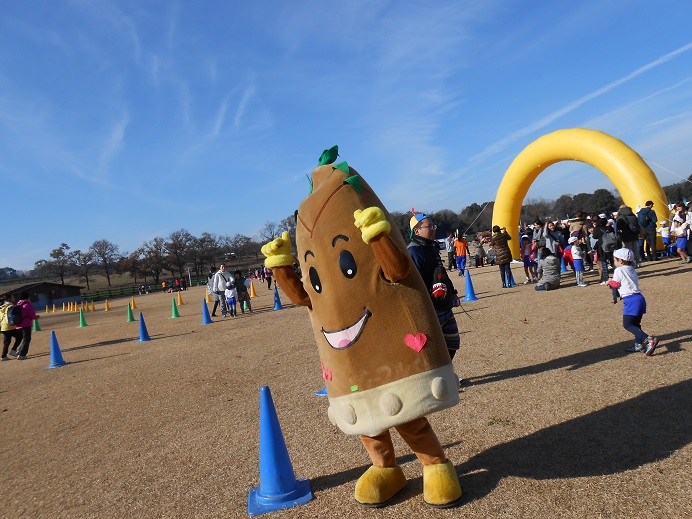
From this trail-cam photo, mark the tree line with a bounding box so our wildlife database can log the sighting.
[3,174,689,286]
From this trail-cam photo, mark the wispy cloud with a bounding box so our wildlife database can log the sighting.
[234,84,255,131]
[210,95,231,139]
[98,113,129,176]
[469,41,692,165]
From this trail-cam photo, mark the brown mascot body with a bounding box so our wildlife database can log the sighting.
[262,147,462,507]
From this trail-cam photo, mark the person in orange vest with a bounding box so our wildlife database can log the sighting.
[454,234,468,276]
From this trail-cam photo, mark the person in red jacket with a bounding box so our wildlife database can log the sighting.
[11,292,39,360]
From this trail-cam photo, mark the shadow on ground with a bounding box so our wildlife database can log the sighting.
[466,329,689,386]
[458,378,692,503]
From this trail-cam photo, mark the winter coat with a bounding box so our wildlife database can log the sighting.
[15,299,38,329]
[637,207,657,231]
[0,302,16,332]
[490,231,512,265]
[408,235,457,312]
[616,207,640,242]
[537,256,561,288]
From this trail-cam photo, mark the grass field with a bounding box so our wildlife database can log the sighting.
[0,259,690,518]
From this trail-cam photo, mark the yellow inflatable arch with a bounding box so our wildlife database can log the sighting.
[491,128,668,260]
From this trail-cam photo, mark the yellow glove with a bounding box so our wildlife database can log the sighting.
[261,231,294,268]
[354,207,391,244]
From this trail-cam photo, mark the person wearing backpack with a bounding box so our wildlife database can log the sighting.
[616,205,642,267]
[0,295,22,361]
[592,217,616,284]
[11,292,38,360]
[637,200,658,261]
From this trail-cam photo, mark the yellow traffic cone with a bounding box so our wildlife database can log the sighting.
[91,301,96,312]
[131,296,137,310]
[62,302,66,312]
[250,281,258,299]
[206,293,213,303]
[105,299,111,312]
[52,304,57,313]
[177,291,184,306]
[46,305,49,314]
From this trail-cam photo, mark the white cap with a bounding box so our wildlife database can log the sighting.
[613,248,633,262]
[568,236,578,244]
[598,213,606,218]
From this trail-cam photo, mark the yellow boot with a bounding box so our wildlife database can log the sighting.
[423,460,463,508]
[354,465,407,507]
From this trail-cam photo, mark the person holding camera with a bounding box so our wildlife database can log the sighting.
[490,225,513,288]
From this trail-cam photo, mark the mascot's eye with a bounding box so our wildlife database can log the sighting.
[339,250,357,279]
[309,266,322,293]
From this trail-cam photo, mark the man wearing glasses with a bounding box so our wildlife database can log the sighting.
[407,212,461,363]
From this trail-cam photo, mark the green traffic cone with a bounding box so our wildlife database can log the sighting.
[171,298,181,319]
[243,300,250,311]
[77,309,88,328]
[33,319,42,332]
[126,303,135,323]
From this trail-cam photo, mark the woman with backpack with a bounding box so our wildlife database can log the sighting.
[616,205,642,267]
[593,217,617,284]
[0,295,22,361]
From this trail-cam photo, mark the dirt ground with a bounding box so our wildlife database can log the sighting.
[1,259,690,518]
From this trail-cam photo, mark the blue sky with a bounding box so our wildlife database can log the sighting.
[2,1,691,271]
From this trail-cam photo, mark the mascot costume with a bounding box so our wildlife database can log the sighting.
[261,146,463,508]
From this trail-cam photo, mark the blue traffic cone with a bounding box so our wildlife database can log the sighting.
[201,299,213,325]
[507,269,518,287]
[248,386,313,516]
[138,312,152,342]
[273,286,283,311]
[315,386,328,396]
[560,256,568,272]
[463,270,478,302]
[45,331,68,369]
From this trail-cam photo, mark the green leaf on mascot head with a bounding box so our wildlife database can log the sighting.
[343,174,362,192]
[332,161,349,174]
[306,173,313,194]
[317,145,339,166]
[294,209,298,224]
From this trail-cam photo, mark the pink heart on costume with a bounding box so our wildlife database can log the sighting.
[404,333,427,352]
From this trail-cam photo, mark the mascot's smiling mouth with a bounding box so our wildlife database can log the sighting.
[322,308,372,350]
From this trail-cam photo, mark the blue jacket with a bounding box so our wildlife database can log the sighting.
[408,236,457,312]
[638,207,657,231]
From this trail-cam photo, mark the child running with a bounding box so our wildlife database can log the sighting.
[568,236,588,287]
[606,248,659,355]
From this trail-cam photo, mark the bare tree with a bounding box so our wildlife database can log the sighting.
[89,239,121,286]
[120,250,143,283]
[278,215,297,253]
[259,221,279,242]
[197,232,220,271]
[166,229,194,278]
[140,238,168,284]
[34,243,72,284]
[72,250,97,290]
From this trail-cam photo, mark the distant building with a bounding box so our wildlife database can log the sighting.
[2,282,84,308]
